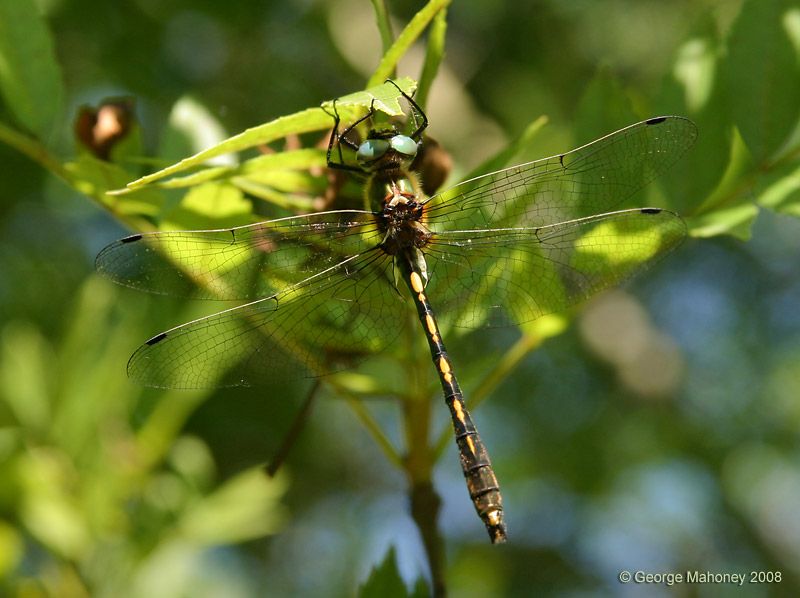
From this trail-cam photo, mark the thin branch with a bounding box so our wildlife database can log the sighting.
[264,379,323,477]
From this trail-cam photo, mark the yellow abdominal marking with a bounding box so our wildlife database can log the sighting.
[452,396,465,421]
[426,315,441,341]
[409,271,424,293]
[453,401,475,458]
[439,356,454,383]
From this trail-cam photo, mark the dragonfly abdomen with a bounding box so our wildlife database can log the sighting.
[403,255,507,543]
[447,391,506,543]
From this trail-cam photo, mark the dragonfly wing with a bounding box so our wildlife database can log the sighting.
[423,117,697,231]
[425,208,686,328]
[126,248,403,388]
[95,210,381,300]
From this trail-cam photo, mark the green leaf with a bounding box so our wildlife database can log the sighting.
[321,77,418,116]
[758,162,800,215]
[178,466,286,544]
[416,7,448,108]
[688,126,759,239]
[124,79,418,193]
[659,31,731,213]
[0,321,51,431]
[139,148,327,190]
[723,0,800,162]
[0,0,63,142]
[162,182,252,231]
[123,107,332,191]
[0,521,23,578]
[461,115,548,181]
[368,0,452,87]
[16,451,91,558]
[410,578,431,598]
[65,154,165,226]
[358,547,418,598]
[671,32,719,114]
[371,0,394,54]
[686,203,759,241]
[574,68,636,143]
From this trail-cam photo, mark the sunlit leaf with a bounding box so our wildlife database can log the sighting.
[123,79,418,194]
[144,148,327,190]
[162,182,252,231]
[686,203,758,240]
[122,108,332,192]
[65,154,165,225]
[321,77,417,116]
[367,0,452,86]
[758,162,800,216]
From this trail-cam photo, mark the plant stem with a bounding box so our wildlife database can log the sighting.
[0,121,69,180]
[404,386,447,597]
[410,479,446,598]
[338,385,404,470]
[264,380,322,477]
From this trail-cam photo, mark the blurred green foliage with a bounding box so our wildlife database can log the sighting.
[1,0,800,596]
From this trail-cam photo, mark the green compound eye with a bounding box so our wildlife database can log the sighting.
[390,135,417,156]
[357,139,390,164]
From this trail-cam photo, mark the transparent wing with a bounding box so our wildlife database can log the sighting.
[102,117,695,386]
[95,210,381,301]
[424,208,686,328]
[126,248,404,388]
[423,117,697,232]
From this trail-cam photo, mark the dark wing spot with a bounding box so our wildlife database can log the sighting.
[146,332,168,345]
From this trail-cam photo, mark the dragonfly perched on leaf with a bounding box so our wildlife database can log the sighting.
[96,79,697,543]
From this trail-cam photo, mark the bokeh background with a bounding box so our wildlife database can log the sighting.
[2,0,800,596]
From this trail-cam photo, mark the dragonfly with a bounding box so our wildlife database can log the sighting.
[95,81,697,543]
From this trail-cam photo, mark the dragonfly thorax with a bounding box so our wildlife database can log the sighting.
[373,172,431,257]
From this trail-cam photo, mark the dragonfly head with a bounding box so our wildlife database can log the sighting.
[357,130,419,171]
